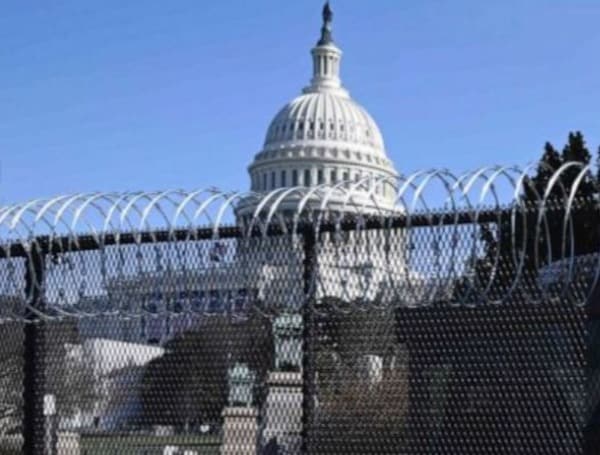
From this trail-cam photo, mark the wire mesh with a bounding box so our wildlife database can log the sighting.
[0,164,599,454]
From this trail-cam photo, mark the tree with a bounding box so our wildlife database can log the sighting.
[562,131,592,185]
[528,142,563,198]
[139,312,273,428]
[456,132,600,305]
[313,297,408,453]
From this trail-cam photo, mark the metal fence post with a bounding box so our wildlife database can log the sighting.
[22,244,47,455]
[301,225,316,454]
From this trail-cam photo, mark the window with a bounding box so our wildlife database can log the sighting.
[208,290,222,314]
[318,169,324,184]
[263,174,267,191]
[190,291,205,313]
[281,170,287,187]
[144,292,160,314]
[304,169,311,187]
[331,169,337,184]
[233,289,248,313]
[169,299,183,314]
[292,169,298,186]
[271,172,276,189]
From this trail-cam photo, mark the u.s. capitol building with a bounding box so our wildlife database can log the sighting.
[79,0,408,346]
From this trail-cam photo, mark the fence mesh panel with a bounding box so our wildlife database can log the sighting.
[0,188,600,454]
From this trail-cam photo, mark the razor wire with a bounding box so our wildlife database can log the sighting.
[0,162,598,322]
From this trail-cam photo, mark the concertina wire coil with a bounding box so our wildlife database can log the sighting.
[0,162,598,322]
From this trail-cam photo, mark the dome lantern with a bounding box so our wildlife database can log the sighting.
[304,2,347,97]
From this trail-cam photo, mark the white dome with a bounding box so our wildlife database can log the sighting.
[263,91,386,157]
[246,3,398,210]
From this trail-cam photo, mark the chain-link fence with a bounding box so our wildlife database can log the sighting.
[1,165,599,454]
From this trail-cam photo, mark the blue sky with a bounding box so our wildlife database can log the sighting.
[1,0,600,205]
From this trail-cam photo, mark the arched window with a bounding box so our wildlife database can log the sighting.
[292,169,298,186]
[281,170,287,187]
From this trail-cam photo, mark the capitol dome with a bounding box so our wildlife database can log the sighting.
[263,91,386,157]
[246,2,398,213]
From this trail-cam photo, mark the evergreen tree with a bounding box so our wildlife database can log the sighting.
[596,146,600,183]
[456,132,600,305]
[524,142,565,266]
[561,131,595,197]
[563,131,591,164]
[520,132,598,265]
[531,142,563,198]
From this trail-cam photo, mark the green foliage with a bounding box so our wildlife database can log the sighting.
[456,132,600,304]
[529,132,599,259]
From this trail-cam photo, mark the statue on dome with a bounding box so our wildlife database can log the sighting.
[323,2,333,26]
[318,2,334,45]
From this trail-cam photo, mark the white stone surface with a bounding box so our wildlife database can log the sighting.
[56,432,80,455]
[262,372,303,454]
[221,406,258,455]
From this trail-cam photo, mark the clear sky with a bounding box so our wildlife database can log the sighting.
[1,0,600,205]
